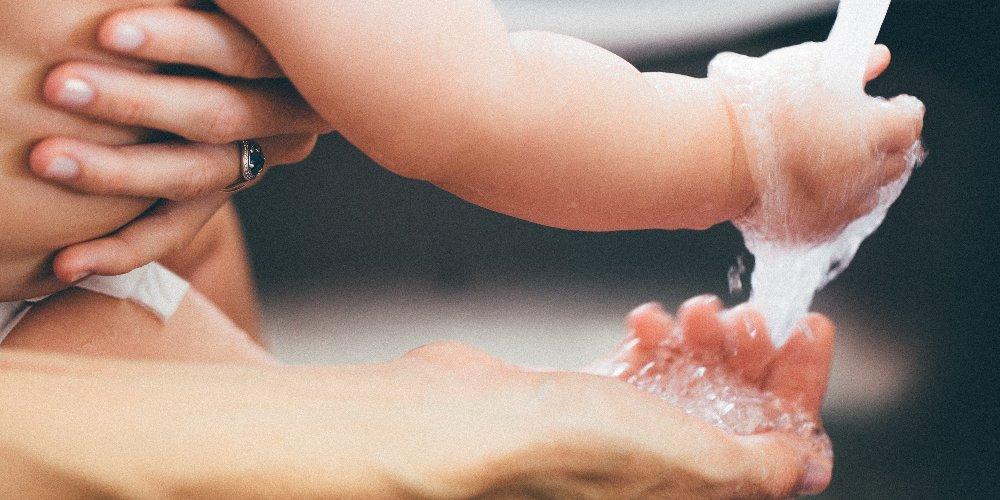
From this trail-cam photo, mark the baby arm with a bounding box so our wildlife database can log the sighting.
[215,0,747,231]
[32,2,923,277]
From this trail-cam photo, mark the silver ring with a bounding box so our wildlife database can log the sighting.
[224,139,266,193]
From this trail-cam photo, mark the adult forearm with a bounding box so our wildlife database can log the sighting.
[0,352,426,497]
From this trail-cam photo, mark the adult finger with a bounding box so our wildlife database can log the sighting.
[43,62,331,144]
[52,195,228,282]
[99,6,281,79]
[733,433,830,498]
[764,314,837,413]
[30,134,318,200]
[676,295,726,360]
[721,304,776,383]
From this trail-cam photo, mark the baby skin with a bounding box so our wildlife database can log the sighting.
[589,298,835,491]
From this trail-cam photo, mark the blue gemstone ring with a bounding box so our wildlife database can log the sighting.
[224,140,266,193]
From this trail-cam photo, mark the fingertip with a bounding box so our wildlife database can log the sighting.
[873,94,926,153]
[722,304,776,380]
[30,137,92,181]
[626,302,673,347]
[796,458,833,496]
[889,94,926,125]
[804,313,836,344]
[98,13,148,53]
[867,45,891,75]
[731,433,815,498]
[678,295,725,356]
[51,247,92,284]
[289,134,321,163]
[42,64,96,109]
[28,138,60,174]
[725,304,772,345]
[678,294,723,316]
[799,313,837,366]
[873,44,891,62]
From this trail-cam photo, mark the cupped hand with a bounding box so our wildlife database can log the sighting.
[29,5,332,282]
[387,307,835,498]
[709,43,925,242]
[589,297,837,496]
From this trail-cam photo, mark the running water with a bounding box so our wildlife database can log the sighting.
[721,0,925,345]
[594,0,925,467]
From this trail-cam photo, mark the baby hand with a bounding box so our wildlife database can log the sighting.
[709,43,925,241]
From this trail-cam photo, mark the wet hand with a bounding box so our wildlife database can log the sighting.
[710,43,925,241]
[589,298,838,496]
[394,333,828,498]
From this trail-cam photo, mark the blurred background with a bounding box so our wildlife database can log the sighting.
[233,1,999,498]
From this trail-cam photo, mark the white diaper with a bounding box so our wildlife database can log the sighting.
[0,263,190,344]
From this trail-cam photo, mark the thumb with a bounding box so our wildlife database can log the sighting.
[732,433,832,498]
[871,94,925,154]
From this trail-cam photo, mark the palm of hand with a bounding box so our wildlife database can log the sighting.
[591,297,835,469]
[394,298,834,498]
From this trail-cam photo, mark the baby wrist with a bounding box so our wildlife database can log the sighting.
[708,77,757,223]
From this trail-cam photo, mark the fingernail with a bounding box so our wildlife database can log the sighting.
[796,460,830,496]
[107,23,146,52]
[42,156,80,181]
[55,78,95,107]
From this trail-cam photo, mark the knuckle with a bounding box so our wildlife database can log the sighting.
[406,340,471,359]
[403,341,497,369]
[99,158,139,195]
[195,103,248,144]
[113,93,152,126]
[233,43,276,78]
[107,236,148,273]
[172,160,222,200]
[286,136,318,164]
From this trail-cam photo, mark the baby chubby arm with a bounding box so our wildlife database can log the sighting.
[30,1,919,279]
[214,0,749,232]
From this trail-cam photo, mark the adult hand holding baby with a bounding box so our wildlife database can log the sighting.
[29,4,330,282]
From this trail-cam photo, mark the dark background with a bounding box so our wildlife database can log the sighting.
[234,2,999,497]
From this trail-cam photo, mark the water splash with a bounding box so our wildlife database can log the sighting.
[745,142,923,342]
[588,311,833,463]
[623,344,832,462]
[715,0,925,345]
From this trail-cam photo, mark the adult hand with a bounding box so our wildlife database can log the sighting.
[29,5,332,282]
[0,333,826,499]
[388,339,824,498]
[590,297,837,496]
